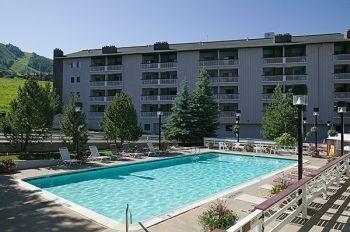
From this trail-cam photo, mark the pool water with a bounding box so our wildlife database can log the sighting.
[27,152,296,223]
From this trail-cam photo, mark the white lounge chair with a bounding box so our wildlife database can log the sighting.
[147,142,162,156]
[109,144,132,160]
[59,147,81,166]
[219,142,228,150]
[88,146,111,162]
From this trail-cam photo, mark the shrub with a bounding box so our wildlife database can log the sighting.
[0,157,16,172]
[271,175,292,195]
[244,144,254,152]
[274,133,296,146]
[198,200,238,232]
[327,129,338,137]
[308,146,321,158]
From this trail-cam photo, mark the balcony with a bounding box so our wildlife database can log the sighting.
[90,65,122,72]
[262,75,283,82]
[334,92,350,99]
[209,76,239,84]
[142,79,177,85]
[141,62,177,69]
[262,93,274,100]
[263,56,306,64]
[90,96,106,102]
[220,111,236,117]
[140,95,177,101]
[334,54,350,61]
[213,94,239,100]
[285,74,307,81]
[90,81,123,87]
[199,59,238,67]
[89,112,104,117]
[141,111,172,118]
[334,73,350,80]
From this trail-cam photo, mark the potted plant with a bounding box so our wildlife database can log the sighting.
[244,144,254,152]
[207,142,214,149]
[0,157,16,173]
[327,129,338,137]
[198,200,238,232]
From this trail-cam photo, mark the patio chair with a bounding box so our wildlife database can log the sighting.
[147,142,162,156]
[88,145,111,162]
[58,147,81,166]
[219,142,228,150]
[109,144,132,160]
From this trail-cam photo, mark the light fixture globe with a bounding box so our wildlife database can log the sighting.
[293,95,308,106]
[235,109,241,117]
[157,111,163,116]
[313,107,319,116]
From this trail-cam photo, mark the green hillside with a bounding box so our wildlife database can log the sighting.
[0,77,51,112]
[0,43,52,78]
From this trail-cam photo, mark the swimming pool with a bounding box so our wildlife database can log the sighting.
[25,152,296,224]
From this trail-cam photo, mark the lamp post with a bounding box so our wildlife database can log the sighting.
[75,102,82,156]
[157,110,163,150]
[337,102,346,156]
[235,110,241,142]
[326,121,331,131]
[313,108,319,150]
[293,91,307,181]
[303,117,307,141]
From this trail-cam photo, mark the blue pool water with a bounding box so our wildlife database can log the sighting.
[27,152,296,223]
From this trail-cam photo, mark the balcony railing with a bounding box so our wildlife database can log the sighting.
[220,111,236,117]
[90,96,105,102]
[209,77,239,84]
[90,65,122,72]
[262,93,274,100]
[334,54,350,61]
[262,75,283,82]
[285,74,307,81]
[140,95,177,101]
[213,94,239,100]
[263,56,306,64]
[334,73,350,80]
[89,112,104,117]
[334,92,350,99]
[106,96,115,101]
[141,111,172,117]
[199,59,238,67]
[142,79,177,85]
[141,62,177,69]
[90,81,123,87]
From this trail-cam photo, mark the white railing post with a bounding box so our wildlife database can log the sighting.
[335,163,340,186]
[347,157,350,177]
[322,173,327,200]
[301,185,307,218]
[257,213,264,232]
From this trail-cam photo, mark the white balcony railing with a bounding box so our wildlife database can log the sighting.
[141,111,172,117]
[220,111,236,117]
[334,73,350,80]
[262,93,274,100]
[141,95,158,101]
[159,95,177,101]
[263,56,306,64]
[209,77,239,83]
[90,81,123,87]
[213,94,239,100]
[262,75,283,82]
[199,59,238,67]
[285,74,307,81]
[90,96,105,102]
[334,92,350,99]
[142,79,177,85]
[141,95,177,101]
[141,62,177,69]
[90,65,122,72]
[334,54,350,61]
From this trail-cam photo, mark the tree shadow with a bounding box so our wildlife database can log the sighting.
[0,175,107,232]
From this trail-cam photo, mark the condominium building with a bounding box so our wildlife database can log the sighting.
[53,31,350,139]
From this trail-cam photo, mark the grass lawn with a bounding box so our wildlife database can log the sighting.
[0,77,51,112]
[0,152,60,161]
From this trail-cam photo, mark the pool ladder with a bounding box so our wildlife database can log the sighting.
[125,203,132,232]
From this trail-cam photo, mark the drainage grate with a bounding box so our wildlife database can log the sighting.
[333,222,346,230]
[290,216,308,225]
[276,213,288,221]
[309,202,323,208]
[331,204,341,210]
[316,219,329,227]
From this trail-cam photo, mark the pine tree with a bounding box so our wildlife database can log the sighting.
[190,68,219,143]
[101,92,141,146]
[1,78,60,153]
[164,80,192,144]
[261,84,298,140]
[60,95,88,155]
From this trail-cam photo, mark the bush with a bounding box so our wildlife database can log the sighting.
[270,175,292,195]
[274,133,296,146]
[327,129,338,137]
[0,157,16,172]
[198,200,238,232]
[308,146,321,158]
[244,144,254,152]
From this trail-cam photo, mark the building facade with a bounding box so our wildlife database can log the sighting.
[53,31,350,140]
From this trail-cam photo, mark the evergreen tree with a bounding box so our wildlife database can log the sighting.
[261,85,298,140]
[190,68,219,143]
[60,95,88,155]
[101,92,141,146]
[164,80,192,144]
[1,78,60,153]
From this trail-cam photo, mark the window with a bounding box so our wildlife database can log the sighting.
[225,125,233,131]
[71,77,74,83]
[76,92,80,97]
[77,62,80,68]
[70,62,73,68]
[77,76,80,83]
[144,124,150,131]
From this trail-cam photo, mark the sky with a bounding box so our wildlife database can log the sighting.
[1,0,349,58]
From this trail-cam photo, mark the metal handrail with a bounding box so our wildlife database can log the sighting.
[125,203,132,232]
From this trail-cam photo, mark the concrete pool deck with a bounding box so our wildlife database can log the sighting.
[0,150,328,232]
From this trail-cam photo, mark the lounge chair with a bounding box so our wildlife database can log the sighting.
[88,146,111,162]
[58,147,81,166]
[147,142,162,156]
[110,144,131,160]
[219,142,228,150]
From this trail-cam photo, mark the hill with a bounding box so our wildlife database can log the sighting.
[0,77,51,112]
[0,43,52,79]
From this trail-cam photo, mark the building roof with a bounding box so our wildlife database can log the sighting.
[59,32,349,59]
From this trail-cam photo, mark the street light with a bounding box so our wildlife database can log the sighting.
[75,102,82,156]
[313,108,319,150]
[303,117,307,141]
[292,86,307,181]
[235,110,241,142]
[157,110,163,150]
[337,101,346,156]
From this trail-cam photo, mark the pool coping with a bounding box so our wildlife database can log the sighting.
[17,150,303,231]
